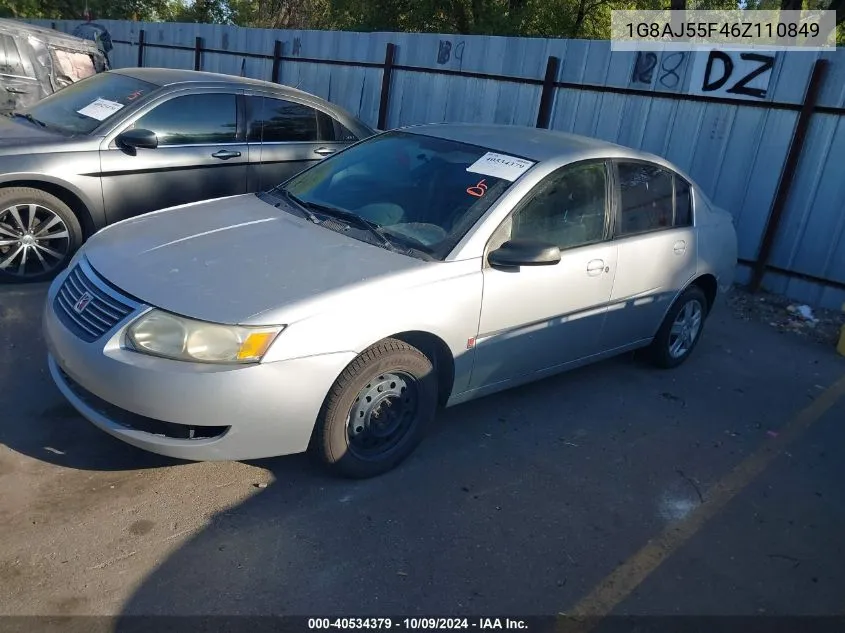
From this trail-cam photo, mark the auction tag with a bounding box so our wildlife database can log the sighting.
[466,152,535,181]
[77,98,124,121]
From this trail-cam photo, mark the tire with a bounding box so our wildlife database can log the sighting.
[313,338,438,479]
[648,285,708,369]
[0,187,84,283]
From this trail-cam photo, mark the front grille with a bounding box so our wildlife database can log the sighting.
[54,264,134,342]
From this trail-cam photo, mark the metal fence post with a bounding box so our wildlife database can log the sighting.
[194,36,204,72]
[750,59,829,293]
[377,43,396,130]
[137,29,146,68]
[271,40,283,84]
[536,56,561,129]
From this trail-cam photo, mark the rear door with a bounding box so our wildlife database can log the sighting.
[599,160,698,351]
[0,33,42,113]
[244,93,360,191]
[99,89,249,223]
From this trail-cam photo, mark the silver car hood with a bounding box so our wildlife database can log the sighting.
[84,194,428,325]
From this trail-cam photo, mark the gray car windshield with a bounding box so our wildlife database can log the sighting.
[20,73,156,135]
[279,131,530,260]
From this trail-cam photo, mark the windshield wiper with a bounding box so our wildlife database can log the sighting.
[282,193,404,254]
[273,189,321,224]
[10,113,47,128]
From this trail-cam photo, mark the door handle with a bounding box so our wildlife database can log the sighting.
[673,240,687,255]
[211,150,242,160]
[586,259,606,276]
[314,147,337,157]
[6,87,29,94]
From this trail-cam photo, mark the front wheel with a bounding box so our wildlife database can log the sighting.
[0,187,83,283]
[312,338,438,479]
[648,286,708,369]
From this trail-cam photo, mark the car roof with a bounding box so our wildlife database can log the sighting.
[0,18,101,52]
[110,67,375,136]
[402,123,674,169]
[113,67,317,98]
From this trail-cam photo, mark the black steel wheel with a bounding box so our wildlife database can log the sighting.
[0,187,83,283]
[313,338,438,478]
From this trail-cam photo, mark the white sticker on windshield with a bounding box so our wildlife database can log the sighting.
[76,98,124,121]
[466,152,535,181]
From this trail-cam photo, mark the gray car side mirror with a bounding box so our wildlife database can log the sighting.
[488,239,561,268]
[116,128,158,151]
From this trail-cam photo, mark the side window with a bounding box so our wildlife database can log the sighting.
[133,93,237,146]
[331,117,358,142]
[616,162,675,236]
[675,176,693,227]
[50,48,97,83]
[0,34,27,77]
[247,96,319,142]
[508,161,608,251]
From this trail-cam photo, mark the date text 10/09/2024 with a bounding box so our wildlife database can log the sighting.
[308,618,530,630]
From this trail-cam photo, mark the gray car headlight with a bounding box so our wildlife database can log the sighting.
[126,309,284,364]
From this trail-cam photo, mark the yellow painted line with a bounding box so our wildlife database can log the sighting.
[558,372,845,633]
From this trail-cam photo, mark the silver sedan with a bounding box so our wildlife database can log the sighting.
[43,124,738,478]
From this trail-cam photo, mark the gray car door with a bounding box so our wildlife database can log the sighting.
[470,160,619,389]
[99,89,248,224]
[244,93,357,191]
[599,161,698,352]
[0,33,43,113]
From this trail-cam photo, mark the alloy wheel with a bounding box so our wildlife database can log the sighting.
[0,203,71,278]
[668,299,703,359]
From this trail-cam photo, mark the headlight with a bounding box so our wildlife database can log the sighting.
[126,309,283,364]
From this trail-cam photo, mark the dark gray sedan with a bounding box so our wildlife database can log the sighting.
[0,67,374,282]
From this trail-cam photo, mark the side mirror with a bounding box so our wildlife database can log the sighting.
[488,239,561,268]
[116,128,158,151]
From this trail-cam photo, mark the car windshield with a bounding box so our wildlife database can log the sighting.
[277,131,534,260]
[19,72,156,135]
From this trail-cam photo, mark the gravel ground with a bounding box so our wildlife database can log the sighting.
[726,285,845,349]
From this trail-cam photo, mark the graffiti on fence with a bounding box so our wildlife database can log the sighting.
[631,51,657,85]
[631,51,686,90]
[658,52,685,89]
[437,40,465,66]
[689,50,776,100]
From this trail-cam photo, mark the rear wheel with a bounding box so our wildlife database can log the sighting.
[0,187,83,283]
[648,285,708,369]
[313,338,438,479]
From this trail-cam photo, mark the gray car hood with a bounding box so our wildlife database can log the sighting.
[84,194,427,325]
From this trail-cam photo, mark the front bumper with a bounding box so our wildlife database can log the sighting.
[43,263,356,461]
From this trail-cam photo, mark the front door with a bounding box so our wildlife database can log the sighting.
[600,161,698,351]
[99,90,248,223]
[470,160,618,389]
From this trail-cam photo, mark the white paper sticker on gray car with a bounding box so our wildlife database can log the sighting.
[77,98,124,121]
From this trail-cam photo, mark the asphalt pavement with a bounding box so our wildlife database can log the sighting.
[1,282,843,624]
